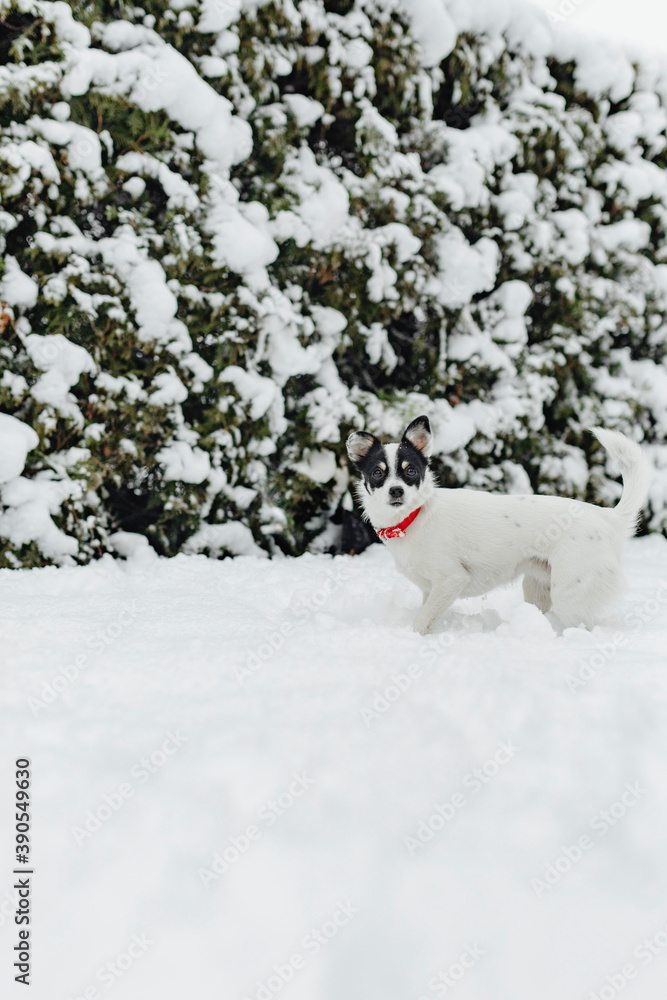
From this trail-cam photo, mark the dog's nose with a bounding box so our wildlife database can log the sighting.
[389,486,404,500]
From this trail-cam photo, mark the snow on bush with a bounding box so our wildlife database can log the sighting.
[1,0,667,565]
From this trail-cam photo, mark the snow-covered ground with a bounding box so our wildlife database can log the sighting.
[2,535,667,1000]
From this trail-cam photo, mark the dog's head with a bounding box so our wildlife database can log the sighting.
[346,416,436,529]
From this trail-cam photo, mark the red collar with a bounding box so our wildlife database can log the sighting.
[376,506,422,541]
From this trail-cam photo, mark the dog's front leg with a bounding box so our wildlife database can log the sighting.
[413,572,467,635]
[399,566,432,607]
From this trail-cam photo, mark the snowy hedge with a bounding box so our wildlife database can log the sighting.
[1,0,667,566]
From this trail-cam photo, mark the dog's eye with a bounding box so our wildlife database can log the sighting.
[406,465,417,477]
[371,468,383,480]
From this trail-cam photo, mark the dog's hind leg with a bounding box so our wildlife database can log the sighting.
[549,549,624,629]
[522,559,552,613]
[523,574,552,613]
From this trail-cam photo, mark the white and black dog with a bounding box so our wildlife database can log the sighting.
[347,416,651,634]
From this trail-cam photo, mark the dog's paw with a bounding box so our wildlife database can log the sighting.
[412,614,432,635]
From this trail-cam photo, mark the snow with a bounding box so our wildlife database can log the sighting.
[123,259,187,350]
[551,27,636,102]
[197,0,243,34]
[550,209,590,266]
[24,333,97,425]
[428,123,519,212]
[0,257,39,310]
[596,158,667,208]
[280,147,351,248]
[596,219,652,254]
[122,177,146,199]
[204,181,278,278]
[487,281,534,348]
[108,531,157,563]
[310,305,347,338]
[29,117,105,184]
[431,399,478,453]
[293,448,337,484]
[50,100,70,121]
[362,322,398,369]
[40,0,91,49]
[0,475,80,560]
[31,222,195,358]
[495,280,533,318]
[182,521,266,557]
[63,20,253,172]
[400,0,457,68]
[116,152,200,211]
[157,441,211,484]
[219,366,284,424]
[0,137,60,195]
[431,230,500,307]
[0,413,39,484]
[2,537,667,998]
[282,94,325,128]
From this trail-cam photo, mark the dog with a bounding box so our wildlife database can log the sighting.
[346,416,651,634]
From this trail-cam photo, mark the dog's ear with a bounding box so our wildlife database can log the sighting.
[403,415,433,458]
[346,431,378,466]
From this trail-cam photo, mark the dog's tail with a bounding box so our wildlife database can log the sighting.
[591,427,652,534]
